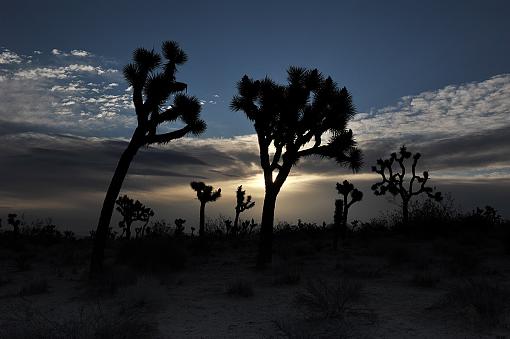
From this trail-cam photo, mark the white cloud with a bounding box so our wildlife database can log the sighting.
[33,50,42,55]
[51,48,62,55]
[14,64,117,79]
[350,74,510,143]
[0,50,22,64]
[70,49,91,57]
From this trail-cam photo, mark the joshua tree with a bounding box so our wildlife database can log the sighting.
[231,67,362,266]
[190,181,221,237]
[115,195,154,239]
[234,185,255,231]
[90,41,206,277]
[371,145,442,225]
[7,213,21,235]
[333,180,363,249]
[174,218,186,236]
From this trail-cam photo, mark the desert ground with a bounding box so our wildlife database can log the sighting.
[1,216,510,339]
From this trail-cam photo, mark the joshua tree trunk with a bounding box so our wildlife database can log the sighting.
[199,202,206,237]
[125,221,132,240]
[90,129,142,279]
[257,189,277,267]
[402,197,409,225]
[234,210,241,231]
[342,198,349,240]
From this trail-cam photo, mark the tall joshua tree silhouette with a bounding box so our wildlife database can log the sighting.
[190,182,222,237]
[234,185,255,232]
[231,67,362,266]
[334,180,363,249]
[90,41,206,277]
[371,145,442,225]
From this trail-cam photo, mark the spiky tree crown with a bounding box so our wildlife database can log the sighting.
[115,195,154,226]
[235,185,255,212]
[336,180,363,204]
[231,67,362,172]
[371,145,442,201]
[190,181,222,203]
[123,41,206,144]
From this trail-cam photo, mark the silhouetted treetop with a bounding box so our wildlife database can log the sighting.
[190,181,222,203]
[231,67,362,171]
[123,41,205,144]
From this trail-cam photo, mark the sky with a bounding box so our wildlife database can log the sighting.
[0,0,509,234]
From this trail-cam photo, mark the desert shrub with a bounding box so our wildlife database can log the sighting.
[295,278,362,319]
[410,271,440,288]
[14,253,33,271]
[336,262,383,279]
[273,266,301,286]
[115,276,166,312]
[439,279,510,327]
[226,279,254,297]
[0,299,159,338]
[18,279,49,296]
[386,244,412,266]
[442,245,481,276]
[407,195,457,238]
[92,265,139,297]
[116,237,188,272]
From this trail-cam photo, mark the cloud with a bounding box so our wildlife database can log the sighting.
[350,74,510,143]
[1,47,509,230]
[70,49,92,57]
[51,48,62,55]
[0,49,22,64]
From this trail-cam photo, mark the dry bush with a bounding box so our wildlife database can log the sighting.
[295,278,362,319]
[410,271,440,288]
[18,279,49,296]
[0,298,159,338]
[438,279,510,327]
[226,279,254,297]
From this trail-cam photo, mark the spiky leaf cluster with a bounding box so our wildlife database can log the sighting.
[231,67,362,181]
[123,41,206,145]
[190,181,222,203]
[371,145,442,202]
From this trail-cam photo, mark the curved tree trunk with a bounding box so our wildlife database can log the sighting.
[256,190,277,267]
[89,131,142,279]
[199,202,206,237]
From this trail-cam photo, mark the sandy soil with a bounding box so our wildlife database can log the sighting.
[1,235,509,338]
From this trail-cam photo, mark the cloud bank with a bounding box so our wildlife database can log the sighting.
[0,47,509,232]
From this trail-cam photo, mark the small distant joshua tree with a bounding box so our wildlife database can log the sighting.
[7,213,21,235]
[90,41,206,277]
[174,218,186,236]
[115,195,154,239]
[234,185,255,231]
[190,181,221,237]
[371,145,442,225]
[334,180,363,249]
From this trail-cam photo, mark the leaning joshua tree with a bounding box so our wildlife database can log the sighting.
[234,185,255,232]
[333,180,363,249]
[231,67,362,266]
[371,145,442,225]
[190,182,222,237]
[115,195,154,239]
[90,41,206,277]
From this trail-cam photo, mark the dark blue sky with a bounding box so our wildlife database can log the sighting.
[2,0,509,137]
